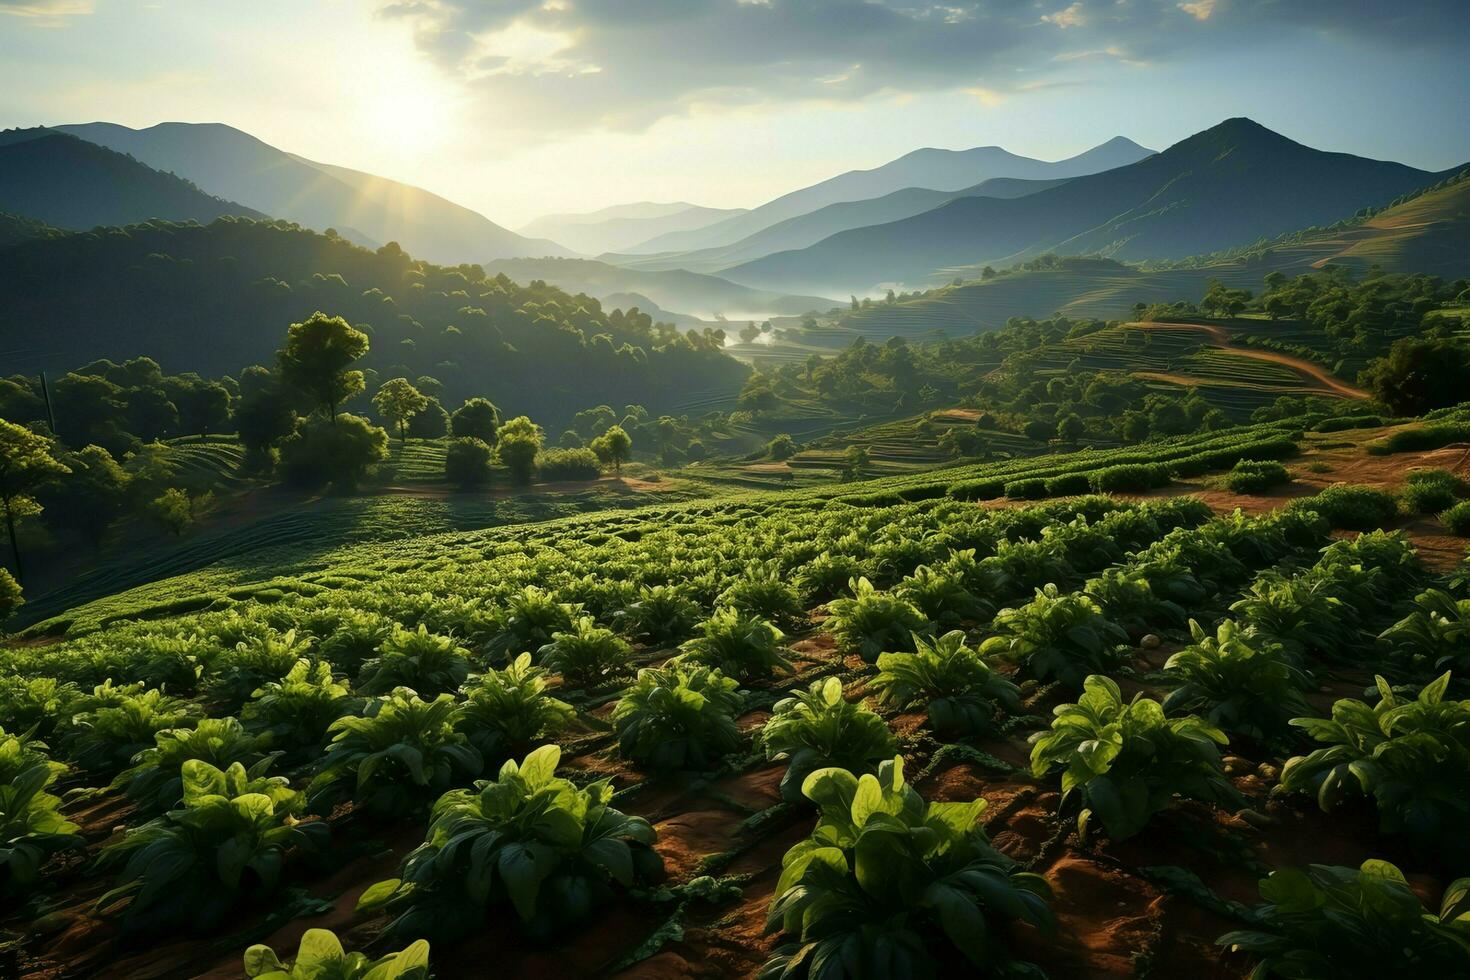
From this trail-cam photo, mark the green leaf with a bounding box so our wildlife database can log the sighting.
[295,928,346,967]
[357,878,402,911]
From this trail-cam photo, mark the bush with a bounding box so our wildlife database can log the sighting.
[1365,421,1470,456]
[1089,463,1169,493]
[1218,860,1470,976]
[278,414,389,490]
[450,397,499,444]
[1278,673,1470,864]
[1443,501,1470,536]
[611,665,744,770]
[1312,414,1383,433]
[872,630,1021,738]
[763,758,1053,978]
[979,585,1128,690]
[1224,460,1290,493]
[537,616,633,688]
[0,567,23,625]
[1044,472,1092,496]
[762,677,896,802]
[1296,483,1398,530]
[456,653,576,761]
[824,577,931,663]
[948,479,1004,501]
[363,746,661,944]
[357,625,472,698]
[1162,620,1313,742]
[536,447,601,482]
[678,608,791,680]
[241,658,356,752]
[1029,675,1243,840]
[613,584,701,645]
[443,437,494,489]
[1398,468,1467,515]
[1004,477,1048,500]
[245,929,430,980]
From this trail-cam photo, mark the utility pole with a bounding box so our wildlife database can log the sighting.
[39,371,57,438]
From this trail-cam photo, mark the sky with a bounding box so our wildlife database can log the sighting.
[2,0,1468,228]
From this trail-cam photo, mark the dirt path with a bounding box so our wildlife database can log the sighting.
[1132,321,1370,400]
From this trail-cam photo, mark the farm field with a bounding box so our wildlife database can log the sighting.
[4,417,1469,979]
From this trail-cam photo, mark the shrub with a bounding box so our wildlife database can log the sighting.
[1089,463,1169,493]
[244,929,430,980]
[762,677,896,802]
[279,413,389,490]
[979,585,1128,690]
[444,437,494,488]
[1398,468,1467,515]
[116,716,275,814]
[241,658,356,752]
[487,587,579,658]
[948,479,1004,501]
[0,568,20,625]
[536,447,601,482]
[613,584,701,645]
[456,654,576,761]
[763,758,1053,978]
[357,625,472,698]
[97,759,327,937]
[1162,621,1313,743]
[64,688,200,776]
[1029,675,1243,840]
[361,746,661,944]
[1044,472,1092,496]
[1443,501,1470,536]
[1224,460,1290,494]
[872,630,1021,738]
[0,732,80,895]
[1278,673,1470,863]
[1296,484,1398,530]
[795,552,865,602]
[1229,572,1361,661]
[1379,589,1470,675]
[717,563,806,625]
[537,616,633,688]
[611,665,744,770]
[1083,568,1185,633]
[311,689,482,818]
[1312,414,1383,433]
[895,564,994,628]
[1004,477,1048,500]
[679,608,791,680]
[824,577,931,663]
[1218,860,1470,977]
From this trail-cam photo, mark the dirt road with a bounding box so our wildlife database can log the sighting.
[1131,321,1370,400]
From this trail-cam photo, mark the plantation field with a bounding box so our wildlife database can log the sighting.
[3,418,1470,979]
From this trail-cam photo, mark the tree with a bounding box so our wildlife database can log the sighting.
[1362,337,1470,417]
[233,370,298,474]
[372,378,428,443]
[0,566,21,626]
[278,413,389,490]
[444,437,493,489]
[590,424,633,476]
[451,398,501,445]
[766,433,797,460]
[1022,420,1052,443]
[277,312,369,420]
[150,487,213,537]
[407,397,449,438]
[0,419,69,583]
[174,380,232,439]
[1056,414,1085,444]
[844,444,869,477]
[497,416,543,486]
[44,445,131,549]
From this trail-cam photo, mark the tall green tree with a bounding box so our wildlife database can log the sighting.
[451,398,501,445]
[44,444,131,550]
[591,424,633,477]
[1362,337,1470,417]
[278,312,369,421]
[372,378,428,443]
[0,419,69,583]
[497,416,543,486]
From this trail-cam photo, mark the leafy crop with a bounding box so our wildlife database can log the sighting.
[1030,675,1243,840]
[611,665,744,770]
[895,564,994,629]
[487,587,579,658]
[456,653,576,761]
[1224,460,1290,494]
[979,585,1128,690]
[317,610,394,675]
[205,630,315,711]
[1162,620,1313,743]
[117,716,275,814]
[361,745,661,943]
[244,929,430,980]
[64,687,200,776]
[536,616,633,689]
[1,731,80,895]
[762,757,1053,978]
[678,608,791,680]
[762,677,896,802]
[357,624,472,697]
[1218,860,1470,976]
[1278,673,1470,861]
[1083,568,1186,634]
[1229,573,1361,661]
[1298,484,1399,530]
[1379,589,1470,675]
[824,577,931,663]
[717,562,806,625]
[613,584,701,645]
[796,552,865,602]
[872,631,1021,738]
[242,658,357,752]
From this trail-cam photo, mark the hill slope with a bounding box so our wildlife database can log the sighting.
[0,132,264,230]
[53,121,569,263]
[626,136,1154,255]
[724,119,1443,295]
[520,202,747,255]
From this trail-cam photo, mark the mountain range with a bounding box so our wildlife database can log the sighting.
[519,202,749,255]
[721,119,1453,295]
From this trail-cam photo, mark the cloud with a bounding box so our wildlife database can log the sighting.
[377,0,1470,135]
[0,0,92,23]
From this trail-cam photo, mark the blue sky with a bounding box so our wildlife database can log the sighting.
[2,1,1467,226]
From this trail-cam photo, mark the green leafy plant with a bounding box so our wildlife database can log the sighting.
[611,665,744,770]
[1444,500,1470,536]
[311,689,482,818]
[872,631,1021,738]
[117,716,276,814]
[718,562,806,625]
[979,585,1128,691]
[1379,588,1470,675]
[356,624,472,697]
[487,587,579,658]
[895,564,994,629]
[1029,675,1244,840]
[1399,468,1467,515]
[824,577,931,663]
[125,632,213,695]
[318,610,394,675]
[1297,483,1399,530]
[613,584,701,645]
[1162,620,1314,743]
[64,687,200,776]
[456,654,577,762]
[1224,460,1291,494]
[1229,573,1362,661]
[1277,673,1470,862]
[678,608,792,680]
[762,677,897,802]
[1218,860,1470,977]
[536,616,633,688]
[796,552,865,602]
[360,745,662,944]
[205,630,316,710]
[0,676,82,741]
[1083,568,1186,634]
[762,757,1053,979]
[244,929,430,980]
[1,731,80,895]
[242,658,357,752]
[97,759,327,937]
